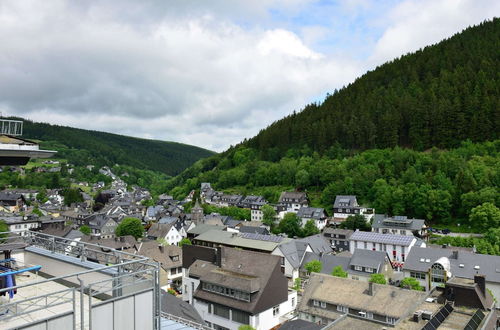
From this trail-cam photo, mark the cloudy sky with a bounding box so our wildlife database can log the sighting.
[0,1,498,151]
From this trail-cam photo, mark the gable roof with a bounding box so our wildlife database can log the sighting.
[147,223,175,239]
[194,230,290,252]
[187,224,226,236]
[350,230,415,246]
[297,207,326,220]
[160,290,204,324]
[136,241,182,270]
[191,247,288,314]
[333,195,358,208]
[403,247,500,284]
[277,240,311,269]
[296,234,333,254]
[239,226,269,235]
[279,191,307,203]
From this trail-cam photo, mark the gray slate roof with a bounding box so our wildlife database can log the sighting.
[403,247,500,284]
[296,234,333,254]
[350,230,415,246]
[278,240,311,268]
[333,195,358,208]
[296,207,325,220]
[160,291,204,324]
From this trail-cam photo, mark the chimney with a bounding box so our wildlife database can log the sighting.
[451,250,458,259]
[474,275,486,296]
[159,245,164,253]
[368,282,374,296]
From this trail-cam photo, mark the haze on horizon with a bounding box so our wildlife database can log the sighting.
[0,0,498,152]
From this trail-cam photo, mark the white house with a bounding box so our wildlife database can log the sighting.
[349,230,419,269]
[332,195,374,224]
[147,223,182,246]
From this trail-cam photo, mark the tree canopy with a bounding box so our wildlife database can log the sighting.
[331,265,348,278]
[115,217,144,239]
[304,260,322,274]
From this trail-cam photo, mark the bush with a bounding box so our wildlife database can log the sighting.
[369,273,386,284]
[331,265,348,278]
[400,277,424,291]
[305,260,322,274]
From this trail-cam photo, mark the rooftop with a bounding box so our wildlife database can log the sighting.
[350,230,415,246]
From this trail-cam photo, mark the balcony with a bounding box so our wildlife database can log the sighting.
[0,231,161,329]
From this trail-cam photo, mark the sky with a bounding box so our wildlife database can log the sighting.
[0,1,498,152]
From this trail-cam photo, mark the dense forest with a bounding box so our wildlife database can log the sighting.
[165,19,499,235]
[245,18,499,160]
[11,118,214,175]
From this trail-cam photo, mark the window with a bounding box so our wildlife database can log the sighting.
[313,300,319,306]
[431,263,446,283]
[400,230,405,235]
[410,271,426,280]
[320,301,326,308]
[352,275,359,281]
[213,304,230,319]
[292,297,295,307]
[171,268,177,275]
[232,309,250,324]
[354,265,362,271]
[273,305,280,317]
[364,242,367,249]
[386,316,396,325]
[365,267,373,273]
[337,305,348,313]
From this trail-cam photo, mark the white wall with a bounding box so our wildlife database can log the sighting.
[349,239,415,264]
[182,273,200,304]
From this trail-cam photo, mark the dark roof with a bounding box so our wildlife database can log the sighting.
[296,234,333,254]
[160,291,204,324]
[349,249,388,271]
[403,247,500,284]
[349,230,415,246]
[296,207,325,220]
[372,214,425,231]
[80,235,137,250]
[301,252,350,275]
[223,218,243,228]
[279,191,307,203]
[277,240,311,268]
[86,214,115,230]
[158,216,179,225]
[191,247,288,314]
[279,319,322,330]
[239,226,269,235]
[39,224,73,238]
[333,195,358,208]
[0,192,23,201]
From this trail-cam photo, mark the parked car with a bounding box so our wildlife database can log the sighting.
[441,228,451,235]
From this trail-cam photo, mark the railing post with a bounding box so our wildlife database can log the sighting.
[78,277,85,330]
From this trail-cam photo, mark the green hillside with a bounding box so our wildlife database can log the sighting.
[247,18,498,159]
[165,19,500,233]
[14,119,214,175]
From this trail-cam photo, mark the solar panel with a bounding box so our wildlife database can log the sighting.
[350,231,414,245]
[240,232,283,243]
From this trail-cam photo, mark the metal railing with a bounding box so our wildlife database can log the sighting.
[0,231,162,329]
[0,119,23,136]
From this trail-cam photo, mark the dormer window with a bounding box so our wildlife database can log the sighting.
[171,255,179,261]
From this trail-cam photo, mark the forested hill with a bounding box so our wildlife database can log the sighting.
[164,19,499,232]
[246,18,499,160]
[17,119,214,175]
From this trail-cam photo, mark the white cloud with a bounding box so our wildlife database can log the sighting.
[370,0,500,65]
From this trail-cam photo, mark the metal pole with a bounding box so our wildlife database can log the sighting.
[72,288,76,330]
[78,277,85,330]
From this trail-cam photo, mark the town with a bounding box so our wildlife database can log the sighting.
[0,167,498,329]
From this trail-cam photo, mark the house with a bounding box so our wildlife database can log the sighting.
[271,240,313,285]
[157,194,174,205]
[349,230,418,269]
[249,201,267,222]
[218,194,244,207]
[323,228,353,252]
[238,195,266,209]
[297,273,427,327]
[278,192,308,213]
[0,192,25,212]
[136,241,183,290]
[1,189,38,201]
[0,216,39,235]
[147,223,182,246]
[85,214,117,238]
[372,214,426,237]
[296,234,333,255]
[182,246,297,330]
[332,195,374,224]
[145,205,165,221]
[296,207,327,230]
[300,249,394,282]
[403,246,500,305]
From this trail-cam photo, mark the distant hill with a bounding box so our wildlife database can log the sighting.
[14,118,214,175]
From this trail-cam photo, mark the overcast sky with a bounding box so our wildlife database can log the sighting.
[0,1,498,151]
